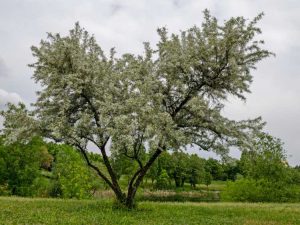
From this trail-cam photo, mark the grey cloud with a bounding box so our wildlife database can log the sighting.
[172,0,180,7]
[110,3,122,15]
[0,58,8,77]
[0,89,23,110]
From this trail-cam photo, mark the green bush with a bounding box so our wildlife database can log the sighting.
[0,137,51,197]
[32,177,51,197]
[155,169,170,190]
[0,184,11,196]
[222,178,300,202]
[52,145,95,199]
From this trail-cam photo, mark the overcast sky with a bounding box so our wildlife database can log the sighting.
[0,0,299,165]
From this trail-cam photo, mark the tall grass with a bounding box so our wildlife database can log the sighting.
[1,197,300,224]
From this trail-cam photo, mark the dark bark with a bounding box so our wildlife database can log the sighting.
[81,92,125,201]
[174,176,181,188]
[99,143,124,200]
[79,143,163,208]
[181,178,185,187]
[75,142,125,203]
[125,148,163,208]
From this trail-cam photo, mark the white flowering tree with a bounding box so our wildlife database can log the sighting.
[1,11,272,208]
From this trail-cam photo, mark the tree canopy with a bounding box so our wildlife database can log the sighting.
[0,10,272,208]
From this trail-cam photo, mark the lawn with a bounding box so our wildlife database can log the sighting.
[0,197,300,225]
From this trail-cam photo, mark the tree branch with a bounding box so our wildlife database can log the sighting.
[80,92,123,196]
[74,143,114,190]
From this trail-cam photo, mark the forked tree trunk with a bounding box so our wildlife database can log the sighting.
[79,141,163,209]
[124,148,163,208]
[80,93,164,208]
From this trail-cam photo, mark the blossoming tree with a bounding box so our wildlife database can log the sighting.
[1,11,272,208]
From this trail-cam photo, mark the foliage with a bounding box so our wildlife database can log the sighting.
[167,152,189,187]
[52,145,99,199]
[0,136,52,196]
[0,184,10,196]
[0,136,104,199]
[204,172,213,188]
[205,158,224,180]
[32,177,52,197]
[147,151,172,184]
[146,151,206,189]
[239,133,289,182]
[221,159,241,181]
[155,169,170,189]
[290,167,300,184]
[188,154,205,188]
[223,133,300,202]
[111,150,144,182]
[222,178,300,202]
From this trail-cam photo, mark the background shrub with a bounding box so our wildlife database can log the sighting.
[222,178,300,202]
[155,169,170,190]
[52,145,95,199]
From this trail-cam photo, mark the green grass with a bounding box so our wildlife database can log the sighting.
[1,197,300,224]
[198,180,227,191]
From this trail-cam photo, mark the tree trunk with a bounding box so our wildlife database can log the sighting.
[79,141,163,209]
[124,148,163,209]
[174,177,180,187]
[181,178,185,187]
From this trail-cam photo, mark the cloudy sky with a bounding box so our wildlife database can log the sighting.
[0,0,299,165]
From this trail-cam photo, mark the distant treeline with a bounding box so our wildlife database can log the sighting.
[0,134,300,202]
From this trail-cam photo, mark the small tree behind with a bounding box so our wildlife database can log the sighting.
[239,133,288,182]
[223,133,300,202]
[188,154,205,188]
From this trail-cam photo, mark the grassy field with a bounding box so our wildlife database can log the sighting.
[198,180,227,191]
[0,197,300,225]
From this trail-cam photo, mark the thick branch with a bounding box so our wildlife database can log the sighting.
[74,143,114,190]
[88,136,123,194]
[127,168,142,193]
[80,92,123,196]
[171,92,193,118]
[170,49,230,119]
[80,92,101,128]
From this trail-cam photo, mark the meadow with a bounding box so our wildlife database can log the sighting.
[1,197,300,225]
